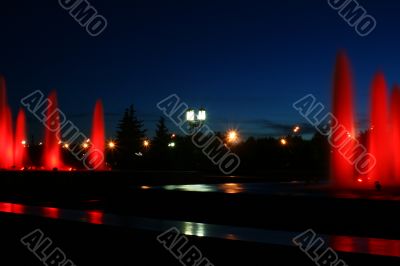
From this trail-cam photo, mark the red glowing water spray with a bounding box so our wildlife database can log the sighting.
[331,52,356,187]
[43,91,62,170]
[88,100,106,170]
[14,109,27,169]
[369,73,391,184]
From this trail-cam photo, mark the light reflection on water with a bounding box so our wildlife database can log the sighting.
[163,183,244,193]
[42,207,60,219]
[182,222,205,237]
[330,235,400,257]
[158,182,400,201]
[164,184,217,192]
[159,182,307,195]
[0,202,104,225]
[0,201,400,258]
[0,202,25,214]
[218,183,244,194]
[87,210,104,225]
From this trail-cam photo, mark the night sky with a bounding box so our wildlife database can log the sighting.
[1,0,400,139]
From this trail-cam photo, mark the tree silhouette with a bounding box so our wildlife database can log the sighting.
[151,117,172,169]
[153,117,170,150]
[115,105,146,169]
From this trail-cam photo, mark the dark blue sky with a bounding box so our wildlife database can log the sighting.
[1,0,399,139]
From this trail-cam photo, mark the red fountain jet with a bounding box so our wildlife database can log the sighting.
[4,106,14,168]
[0,76,5,168]
[14,109,27,169]
[331,52,356,188]
[390,85,400,184]
[88,100,106,170]
[369,73,391,185]
[43,91,63,170]
[0,76,14,169]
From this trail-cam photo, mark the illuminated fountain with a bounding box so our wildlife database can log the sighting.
[4,106,14,168]
[331,53,400,188]
[14,109,27,169]
[0,76,14,169]
[390,86,400,184]
[331,53,356,188]
[88,100,106,170]
[368,73,391,184]
[0,75,109,171]
[43,91,62,170]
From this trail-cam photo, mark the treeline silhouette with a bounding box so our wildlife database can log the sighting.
[108,105,330,179]
[26,105,330,179]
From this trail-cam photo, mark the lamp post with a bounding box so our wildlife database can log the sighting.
[197,108,206,121]
[186,108,206,129]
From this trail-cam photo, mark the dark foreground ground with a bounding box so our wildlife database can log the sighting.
[0,171,399,265]
[1,214,399,266]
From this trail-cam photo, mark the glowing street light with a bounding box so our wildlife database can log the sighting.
[186,109,195,122]
[143,140,150,148]
[168,142,176,148]
[63,143,69,149]
[293,126,301,133]
[108,141,116,149]
[21,140,27,146]
[226,130,239,144]
[197,108,206,121]
[82,142,89,149]
[186,108,206,128]
[280,138,287,146]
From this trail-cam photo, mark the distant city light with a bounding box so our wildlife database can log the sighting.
[197,109,206,121]
[171,133,176,138]
[293,126,301,133]
[227,130,239,144]
[143,140,150,148]
[21,140,27,145]
[82,143,89,149]
[39,142,43,146]
[108,141,116,149]
[280,138,287,146]
[63,143,69,149]
[168,142,176,148]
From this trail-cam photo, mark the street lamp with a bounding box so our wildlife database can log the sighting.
[186,109,195,122]
[226,130,239,144]
[197,108,206,121]
[143,140,150,148]
[108,141,116,149]
[186,108,206,127]
[168,142,176,148]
